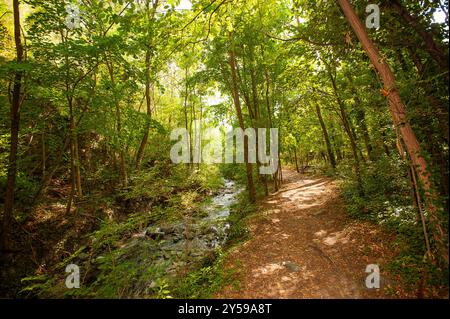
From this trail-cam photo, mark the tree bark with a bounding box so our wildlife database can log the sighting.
[326,63,363,193]
[135,0,159,170]
[315,104,336,170]
[294,148,300,173]
[1,0,23,251]
[344,72,374,160]
[228,33,256,203]
[69,97,82,198]
[263,67,279,191]
[248,46,268,195]
[135,49,153,170]
[105,57,128,188]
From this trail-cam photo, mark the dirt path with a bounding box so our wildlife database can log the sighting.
[217,170,401,299]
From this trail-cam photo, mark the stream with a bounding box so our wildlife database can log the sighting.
[130,179,243,275]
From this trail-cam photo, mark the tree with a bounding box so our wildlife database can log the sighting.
[228,32,256,203]
[315,102,336,170]
[1,0,23,252]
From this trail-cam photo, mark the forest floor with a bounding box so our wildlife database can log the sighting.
[0,178,111,297]
[216,170,410,299]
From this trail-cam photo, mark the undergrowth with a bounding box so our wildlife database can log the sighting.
[19,163,255,299]
[338,154,449,297]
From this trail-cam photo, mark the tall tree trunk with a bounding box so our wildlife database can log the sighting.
[1,0,23,251]
[181,66,192,168]
[338,0,447,262]
[263,67,279,191]
[315,104,337,170]
[61,29,83,201]
[249,46,260,121]
[248,47,268,195]
[135,0,159,170]
[135,49,153,170]
[294,148,300,173]
[345,72,374,160]
[42,122,46,179]
[69,97,82,199]
[326,63,363,193]
[105,57,128,188]
[228,34,256,203]
[31,112,87,208]
[66,136,76,215]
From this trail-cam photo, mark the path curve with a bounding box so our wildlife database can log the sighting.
[217,170,398,299]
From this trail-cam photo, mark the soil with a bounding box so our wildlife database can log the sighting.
[216,170,407,299]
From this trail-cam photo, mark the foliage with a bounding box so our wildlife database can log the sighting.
[172,249,236,299]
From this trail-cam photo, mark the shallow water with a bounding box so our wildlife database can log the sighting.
[142,179,243,273]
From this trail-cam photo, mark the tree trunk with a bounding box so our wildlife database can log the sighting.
[1,0,23,251]
[228,33,256,203]
[326,63,363,193]
[135,1,159,170]
[135,49,153,170]
[294,148,300,173]
[182,66,192,168]
[315,104,337,170]
[263,67,279,192]
[338,0,447,262]
[380,128,391,157]
[42,122,46,179]
[248,47,268,195]
[105,57,128,188]
[395,130,432,261]
[69,97,82,198]
[345,72,374,160]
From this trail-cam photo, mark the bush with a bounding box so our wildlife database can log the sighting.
[339,154,448,296]
[339,154,411,221]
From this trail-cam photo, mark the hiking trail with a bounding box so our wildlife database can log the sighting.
[217,170,399,299]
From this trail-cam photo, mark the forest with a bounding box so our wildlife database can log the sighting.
[0,0,448,299]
